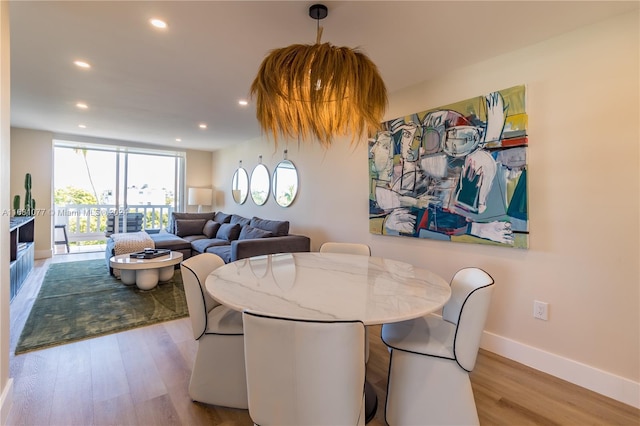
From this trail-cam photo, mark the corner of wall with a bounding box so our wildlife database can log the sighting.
[35,249,52,260]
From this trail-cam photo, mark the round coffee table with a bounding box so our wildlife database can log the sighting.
[109,251,183,290]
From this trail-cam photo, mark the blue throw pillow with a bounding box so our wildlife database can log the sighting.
[214,211,232,224]
[230,214,251,228]
[216,223,241,241]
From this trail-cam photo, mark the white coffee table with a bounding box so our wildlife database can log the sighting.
[109,251,183,290]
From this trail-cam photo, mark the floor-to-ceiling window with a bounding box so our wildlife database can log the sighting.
[53,141,185,252]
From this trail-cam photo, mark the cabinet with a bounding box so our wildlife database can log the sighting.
[9,216,35,301]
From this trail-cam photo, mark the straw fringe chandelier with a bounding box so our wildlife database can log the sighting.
[250,4,387,148]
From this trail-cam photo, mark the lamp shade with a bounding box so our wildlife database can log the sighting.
[188,187,213,209]
[250,4,387,148]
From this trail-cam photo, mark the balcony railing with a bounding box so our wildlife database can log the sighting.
[55,204,174,244]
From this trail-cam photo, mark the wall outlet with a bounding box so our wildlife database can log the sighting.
[534,300,549,320]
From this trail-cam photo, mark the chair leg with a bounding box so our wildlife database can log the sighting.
[62,225,69,252]
[365,325,370,363]
[55,225,70,253]
[385,349,479,426]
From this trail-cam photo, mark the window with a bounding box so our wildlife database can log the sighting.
[54,141,185,245]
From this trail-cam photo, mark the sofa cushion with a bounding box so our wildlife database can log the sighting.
[191,238,230,254]
[214,211,232,224]
[170,212,215,233]
[203,220,221,238]
[250,217,290,236]
[230,214,251,228]
[148,232,192,251]
[175,219,207,237]
[206,245,232,263]
[182,235,207,242]
[239,225,273,240]
[216,223,241,241]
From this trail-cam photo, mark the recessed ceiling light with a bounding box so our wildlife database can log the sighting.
[238,100,248,106]
[78,124,87,128]
[199,123,207,129]
[74,60,91,69]
[150,18,167,29]
[76,102,88,109]
[175,138,182,142]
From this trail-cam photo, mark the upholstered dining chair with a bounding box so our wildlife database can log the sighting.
[180,253,248,409]
[381,267,495,425]
[319,241,372,256]
[319,241,372,363]
[242,311,367,426]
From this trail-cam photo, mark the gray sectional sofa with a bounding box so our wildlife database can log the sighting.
[106,211,310,274]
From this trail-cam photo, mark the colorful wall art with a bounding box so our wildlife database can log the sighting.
[369,85,528,248]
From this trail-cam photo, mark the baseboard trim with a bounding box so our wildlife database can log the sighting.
[35,249,52,259]
[481,331,640,409]
[0,378,13,424]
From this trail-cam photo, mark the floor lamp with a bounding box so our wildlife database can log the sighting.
[188,187,213,213]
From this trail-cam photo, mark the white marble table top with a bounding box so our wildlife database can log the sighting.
[109,251,183,270]
[205,252,451,326]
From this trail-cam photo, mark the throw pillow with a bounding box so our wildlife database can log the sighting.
[214,211,232,224]
[170,212,215,234]
[216,223,241,241]
[239,225,273,240]
[175,219,207,237]
[250,217,290,236]
[203,220,221,239]
[230,214,251,228]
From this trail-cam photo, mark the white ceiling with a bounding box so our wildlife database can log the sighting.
[9,1,639,152]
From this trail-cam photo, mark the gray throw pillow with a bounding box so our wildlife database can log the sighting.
[239,225,273,240]
[216,223,241,241]
[250,217,290,236]
[214,211,232,224]
[175,219,207,237]
[170,212,215,233]
[230,214,251,228]
[203,220,221,239]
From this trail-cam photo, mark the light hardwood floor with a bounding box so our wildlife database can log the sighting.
[7,252,639,425]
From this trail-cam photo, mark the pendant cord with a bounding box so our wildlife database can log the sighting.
[315,17,323,44]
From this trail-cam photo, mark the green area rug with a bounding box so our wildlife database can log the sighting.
[15,259,187,354]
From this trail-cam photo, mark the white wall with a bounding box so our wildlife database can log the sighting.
[185,149,214,213]
[10,128,54,259]
[212,11,639,407]
[0,1,12,421]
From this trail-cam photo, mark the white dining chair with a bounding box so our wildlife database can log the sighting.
[381,267,495,425]
[180,253,248,409]
[319,241,371,256]
[243,311,367,426]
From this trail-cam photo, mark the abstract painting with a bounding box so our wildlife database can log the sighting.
[369,85,528,248]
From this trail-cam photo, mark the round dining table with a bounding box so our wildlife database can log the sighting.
[205,251,451,422]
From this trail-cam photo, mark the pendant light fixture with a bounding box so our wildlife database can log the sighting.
[250,4,387,148]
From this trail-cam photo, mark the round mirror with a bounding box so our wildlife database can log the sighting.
[272,160,299,207]
[231,167,249,204]
[250,163,270,206]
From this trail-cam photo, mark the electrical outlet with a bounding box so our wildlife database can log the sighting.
[533,300,549,320]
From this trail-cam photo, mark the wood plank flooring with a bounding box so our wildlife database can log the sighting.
[7,252,640,425]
